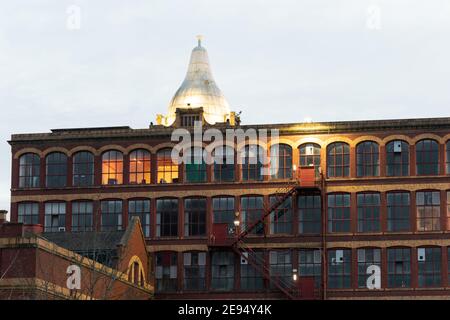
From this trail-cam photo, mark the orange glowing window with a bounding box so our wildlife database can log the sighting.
[157,148,179,183]
[129,149,151,184]
[102,150,123,185]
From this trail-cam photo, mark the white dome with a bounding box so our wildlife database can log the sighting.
[166,38,231,126]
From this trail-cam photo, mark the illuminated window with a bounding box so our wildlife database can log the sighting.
[129,149,151,185]
[19,153,40,188]
[416,139,439,175]
[184,198,206,237]
[269,250,292,289]
[327,193,351,233]
[387,247,411,288]
[46,152,67,188]
[269,195,292,234]
[100,200,122,231]
[386,141,409,176]
[155,252,178,292]
[387,192,410,232]
[356,141,379,177]
[298,193,321,234]
[240,250,264,291]
[328,249,351,289]
[183,251,206,291]
[18,202,39,224]
[327,142,350,178]
[211,251,234,291]
[213,146,235,182]
[44,202,66,232]
[357,248,381,288]
[72,201,93,232]
[241,145,264,181]
[357,193,381,232]
[416,191,440,231]
[73,151,94,187]
[270,144,292,179]
[156,198,178,237]
[241,196,264,235]
[299,249,321,288]
[185,148,207,183]
[101,151,123,185]
[156,148,179,184]
[418,247,441,287]
[129,199,151,237]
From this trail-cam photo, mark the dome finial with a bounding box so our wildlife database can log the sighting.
[196,34,204,47]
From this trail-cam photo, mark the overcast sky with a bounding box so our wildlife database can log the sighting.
[1,0,450,212]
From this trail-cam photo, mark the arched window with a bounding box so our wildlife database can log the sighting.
[446,141,450,174]
[416,139,439,175]
[101,151,123,185]
[19,153,40,188]
[46,152,68,188]
[386,140,409,176]
[241,145,264,181]
[356,141,379,177]
[73,151,94,187]
[299,143,321,174]
[270,144,292,179]
[213,146,235,182]
[185,147,207,183]
[129,149,151,184]
[327,142,350,178]
[156,148,179,183]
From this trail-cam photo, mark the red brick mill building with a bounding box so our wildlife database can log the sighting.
[5,38,450,300]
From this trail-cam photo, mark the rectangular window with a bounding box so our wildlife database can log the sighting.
[72,201,93,232]
[447,191,450,230]
[213,197,235,233]
[299,249,322,288]
[240,251,265,291]
[357,193,381,232]
[100,200,122,231]
[298,194,321,234]
[387,192,410,232]
[357,248,381,288]
[183,252,206,291]
[269,196,292,234]
[184,198,206,237]
[129,199,151,237]
[416,191,441,231]
[418,247,441,287]
[18,202,39,224]
[269,250,292,289]
[157,149,179,184]
[387,248,411,288]
[327,194,351,233]
[44,202,66,232]
[211,251,234,291]
[328,249,351,289]
[241,196,265,235]
[155,252,178,292]
[446,141,450,174]
[156,199,178,237]
[213,146,235,182]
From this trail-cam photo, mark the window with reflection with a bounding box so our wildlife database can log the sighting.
[387,247,411,288]
[155,251,178,292]
[46,152,67,188]
[327,193,351,233]
[387,192,410,232]
[184,198,206,237]
[101,151,123,185]
[357,193,381,232]
[44,202,66,232]
[356,141,379,177]
[157,148,179,183]
[129,149,151,185]
[100,200,122,231]
[270,144,292,179]
[298,193,321,234]
[416,191,440,231]
[72,201,93,232]
[269,250,292,289]
[156,198,178,237]
[73,151,94,187]
[299,143,321,175]
[241,145,264,181]
[299,249,322,288]
[416,139,439,175]
[386,141,409,176]
[213,146,235,182]
[18,202,39,224]
[418,247,441,287]
[327,142,350,178]
[269,195,292,234]
[19,153,40,188]
[183,251,206,291]
[211,251,234,291]
[129,199,151,237]
[185,147,207,183]
[241,196,265,235]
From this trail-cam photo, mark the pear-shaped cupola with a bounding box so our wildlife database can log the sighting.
[158,36,233,126]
